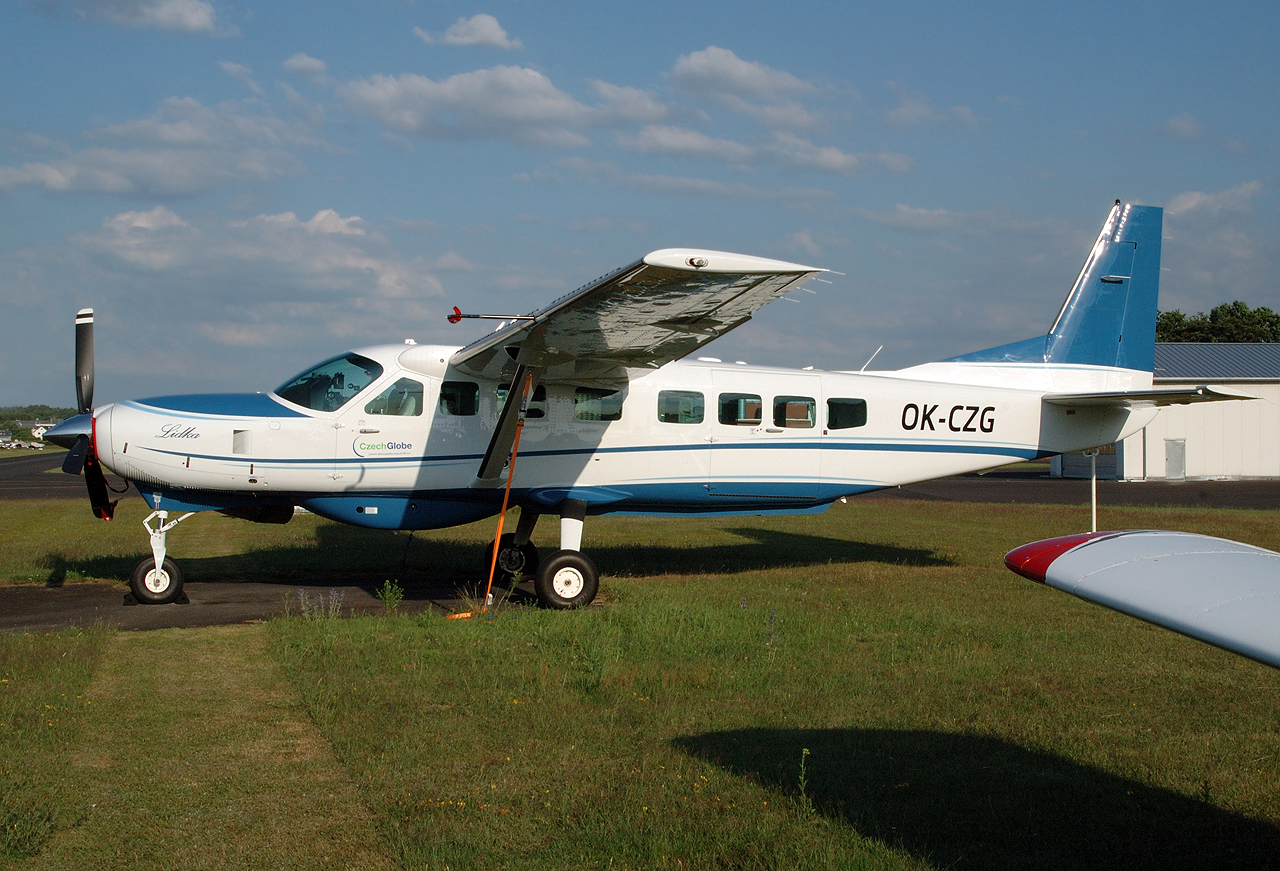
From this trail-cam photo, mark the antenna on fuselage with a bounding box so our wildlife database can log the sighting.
[860,345,883,372]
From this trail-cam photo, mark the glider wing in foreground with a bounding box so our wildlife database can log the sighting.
[1006,530,1280,669]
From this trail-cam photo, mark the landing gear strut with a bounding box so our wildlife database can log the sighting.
[129,510,193,605]
[480,500,599,609]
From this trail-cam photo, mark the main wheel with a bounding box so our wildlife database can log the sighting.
[482,534,539,588]
[129,555,184,605]
[534,550,599,609]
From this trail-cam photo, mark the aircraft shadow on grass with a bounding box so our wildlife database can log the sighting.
[41,524,949,596]
[672,727,1280,871]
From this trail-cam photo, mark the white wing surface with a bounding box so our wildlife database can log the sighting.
[450,249,825,384]
[1006,531,1280,669]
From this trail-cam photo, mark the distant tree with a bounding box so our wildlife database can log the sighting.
[1156,301,1280,343]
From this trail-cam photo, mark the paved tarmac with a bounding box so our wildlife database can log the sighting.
[3,451,1276,633]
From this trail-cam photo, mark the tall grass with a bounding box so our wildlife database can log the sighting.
[0,628,111,861]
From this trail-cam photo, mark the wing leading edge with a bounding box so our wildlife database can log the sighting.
[1007,531,1280,669]
[450,249,825,384]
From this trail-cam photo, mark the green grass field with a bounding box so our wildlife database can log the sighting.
[3,497,1279,869]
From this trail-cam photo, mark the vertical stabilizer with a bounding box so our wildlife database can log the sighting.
[946,201,1163,371]
[1045,202,1162,371]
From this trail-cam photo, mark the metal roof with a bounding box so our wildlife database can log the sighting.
[1153,343,1280,381]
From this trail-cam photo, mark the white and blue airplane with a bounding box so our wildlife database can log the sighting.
[47,201,1245,609]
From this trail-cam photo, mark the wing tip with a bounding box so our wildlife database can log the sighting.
[643,248,824,274]
[1004,531,1126,582]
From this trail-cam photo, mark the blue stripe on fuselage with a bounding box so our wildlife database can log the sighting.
[130,393,307,417]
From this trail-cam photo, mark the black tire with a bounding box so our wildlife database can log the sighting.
[129,555,184,605]
[534,550,599,609]
[481,534,539,588]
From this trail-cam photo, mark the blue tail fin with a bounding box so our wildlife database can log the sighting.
[948,202,1163,371]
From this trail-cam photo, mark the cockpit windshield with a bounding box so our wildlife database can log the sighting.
[274,353,383,412]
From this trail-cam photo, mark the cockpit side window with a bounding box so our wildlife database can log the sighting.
[275,353,383,412]
[365,377,425,416]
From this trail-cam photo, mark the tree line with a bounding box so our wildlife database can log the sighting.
[1157,301,1280,343]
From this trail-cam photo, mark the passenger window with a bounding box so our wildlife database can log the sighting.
[495,383,547,418]
[439,381,479,416]
[828,398,868,429]
[719,393,762,426]
[658,390,704,424]
[365,377,424,416]
[574,387,623,422]
[773,396,815,428]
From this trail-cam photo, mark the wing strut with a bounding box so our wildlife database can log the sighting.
[451,371,535,620]
[476,363,541,482]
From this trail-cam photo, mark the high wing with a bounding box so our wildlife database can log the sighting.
[450,249,825,384]
[1006,531,1280,669]
[1042,385,1256,408]
[450,248,825,481]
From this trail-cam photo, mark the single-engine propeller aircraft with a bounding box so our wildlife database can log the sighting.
[47,201,1249,609]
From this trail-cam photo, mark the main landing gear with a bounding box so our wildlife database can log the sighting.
[486,499,598,609]
[128,510,194,605]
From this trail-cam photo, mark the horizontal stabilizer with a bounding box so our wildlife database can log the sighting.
[1007,531,1280,669]
[1042,385,1255,408]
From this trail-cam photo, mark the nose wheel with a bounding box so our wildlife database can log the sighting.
[129,555,185,605]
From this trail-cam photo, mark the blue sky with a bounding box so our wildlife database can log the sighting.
[2,1,1276,406]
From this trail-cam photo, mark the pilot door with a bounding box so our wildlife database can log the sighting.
[337,375,435,492]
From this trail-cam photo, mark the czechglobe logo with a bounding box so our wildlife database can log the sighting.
[353,438,415,457]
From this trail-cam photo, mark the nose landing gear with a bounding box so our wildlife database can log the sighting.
[127,510,193,605]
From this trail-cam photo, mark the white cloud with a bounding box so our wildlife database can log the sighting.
[1166,180,1262,217]
[95,205,192,267]
[622,125,754,162]
[619,127,889,177]
[788,229,819,255]
[338,66,594,147]
[62,0,227,34]
[104,204,188,232]
[557,158,832,208]
[85,206,443,307]
[283,52,328,83]
[672,46,813,102]
[591,82,669,123]
[1164,113,1202,139]
[219,61,263,96]
[766,133,860,174]
[671,46,817,128]
[886,88,977,127]
[0,97,321,197]
[415,14,522,49]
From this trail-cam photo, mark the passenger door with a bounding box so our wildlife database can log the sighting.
[708,372,822,499]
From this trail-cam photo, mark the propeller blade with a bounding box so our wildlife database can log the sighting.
[75,308,94,415]
[84,444,117,521]
[62,434,90,475]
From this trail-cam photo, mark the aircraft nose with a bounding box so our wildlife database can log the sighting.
[45,413,93,449]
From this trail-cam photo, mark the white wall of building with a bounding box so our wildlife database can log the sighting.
[1117,382,1280,480]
